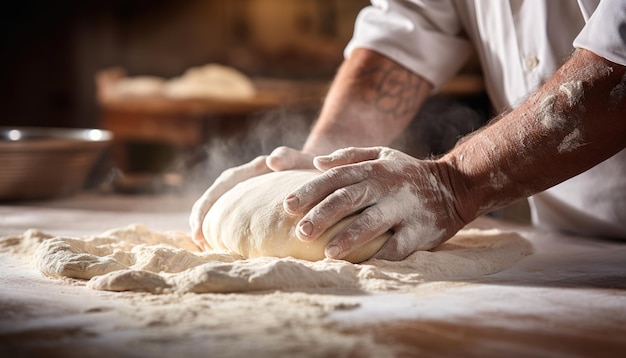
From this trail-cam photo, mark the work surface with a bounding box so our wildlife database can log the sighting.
[0,192,625,357]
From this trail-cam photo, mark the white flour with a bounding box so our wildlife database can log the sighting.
[557,128,585,153]
[10,225,535,294]
[0,222,534,357]
[559,80,584,107]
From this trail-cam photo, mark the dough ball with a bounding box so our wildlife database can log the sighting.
[163,63,256,100]
[111,76,165,97]
[202,170,390,263]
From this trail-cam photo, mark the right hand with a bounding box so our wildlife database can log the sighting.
[282,147,469,261]
[189,146,315,250]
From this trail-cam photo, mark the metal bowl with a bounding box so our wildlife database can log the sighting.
[0,126,113,200]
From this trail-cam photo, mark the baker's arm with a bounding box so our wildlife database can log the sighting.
[448,48,626,223]
[301,48,432,156]
[285,48,626,260]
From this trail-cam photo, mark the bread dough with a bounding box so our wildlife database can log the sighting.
[111,76,165,97]
[163,63,256,100]
[202,170,390,263]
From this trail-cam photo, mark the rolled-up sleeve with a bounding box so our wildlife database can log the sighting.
[574,0,626,66]
[344,0,472,90]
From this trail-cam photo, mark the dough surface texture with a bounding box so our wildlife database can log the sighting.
[202,170,389,263]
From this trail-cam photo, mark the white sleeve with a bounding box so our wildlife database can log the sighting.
[344,0,472,90]
[573,0,626,66]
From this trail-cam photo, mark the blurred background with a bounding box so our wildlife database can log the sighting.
[0,0,370,129]
[2,0,527,218]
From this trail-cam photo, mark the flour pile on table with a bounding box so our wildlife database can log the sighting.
[0,224,533,294]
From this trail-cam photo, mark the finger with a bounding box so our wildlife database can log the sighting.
[371,227,418,261]
[283,164,366,215]
[203,155,271,207]
[294,181,376,241]
[266,146,315,171]
[220,155,272,187]
[189,196,213,249]
[189,207,209,250]
[313,146,384,171]
[324,204,396,260]
[372,224,441,261]
[192,230,211,251]
[189,155,271,248]
[190,156,268,230]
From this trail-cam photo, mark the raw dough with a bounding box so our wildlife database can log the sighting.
[202,170,390,263]
[103,63,255,100]
[110,76,165,97]
[163,63,256,100]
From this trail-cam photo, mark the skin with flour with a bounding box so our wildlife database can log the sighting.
[190,48,626,261]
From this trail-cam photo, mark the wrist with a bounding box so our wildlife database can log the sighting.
[435,155,483,226]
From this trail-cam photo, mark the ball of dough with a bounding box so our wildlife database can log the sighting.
[111,76,165,97]
[202,170,390,263]
[163,63,256,100]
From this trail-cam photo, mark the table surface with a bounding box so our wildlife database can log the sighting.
[1,191,625,357]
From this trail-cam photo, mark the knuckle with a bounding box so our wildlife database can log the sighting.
[219,166,238,181]
[334,187,354,204]
[369,160,386,173]
[271,146,291,155]
[324,167,345,184]
[359,211,385,233]
[332,185,369,209]
[269,147,288,160]
[252,155,267,166]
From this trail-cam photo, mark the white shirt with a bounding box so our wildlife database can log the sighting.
[345,0,626,238]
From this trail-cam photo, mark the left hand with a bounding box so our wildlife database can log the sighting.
[189,147,315,250]
[283,146,469,260]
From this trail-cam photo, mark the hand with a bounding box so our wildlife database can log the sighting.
[189,146,315,250]
[283,146,468,260]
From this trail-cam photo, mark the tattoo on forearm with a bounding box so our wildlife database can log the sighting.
[359,63,424,122]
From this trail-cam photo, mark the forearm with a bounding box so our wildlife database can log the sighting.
[443,48,626,223]
[302,48,432,156]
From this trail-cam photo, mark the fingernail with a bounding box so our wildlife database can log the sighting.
[284,195,299,212]
[298,221,313,237]
[325,245,341,259]
[315,155,330,163]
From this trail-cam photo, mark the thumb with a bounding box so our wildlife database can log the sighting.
[267,146,315,171]
[314,146,385,171]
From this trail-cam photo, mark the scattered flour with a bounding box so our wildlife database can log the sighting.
[535,79,588,154]
[557,128,586,153]
[0,224,534,357]
[559,80,584,107]
[1,225,536,294]
[538,94,565,130]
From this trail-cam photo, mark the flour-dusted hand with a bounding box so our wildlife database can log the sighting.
[283,147,472,260]
[189,147,315,250]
